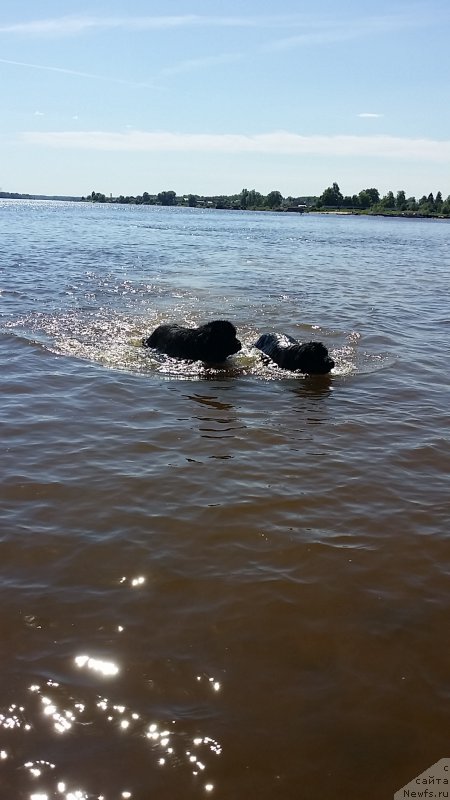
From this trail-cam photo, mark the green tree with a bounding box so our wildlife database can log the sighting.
[363,188,380,206]
[187,194,197,207]
[265,190,283,209]
[157,190,177,206]
[214,195,231,209]
[247,189,263,208]
[319,182,343,207]
[396,190,407,210]
[358,190,372,209]
[91,190,106,203]
[239,188,249,209]
[441,195,450,215]
[380,191,395,209]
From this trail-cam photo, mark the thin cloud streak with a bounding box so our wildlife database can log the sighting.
[160,52,244,77]
[0,8,440,38]
[358,113,384,118]
[264,11,434,51]
[0,13,351,35]
[0,57,155,88]
[20,130,450,161]
[0,15,199,35]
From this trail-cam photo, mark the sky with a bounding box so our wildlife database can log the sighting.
[1,0,450,198]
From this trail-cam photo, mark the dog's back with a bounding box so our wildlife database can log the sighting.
[143,320,241,363]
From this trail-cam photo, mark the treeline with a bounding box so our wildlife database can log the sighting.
[84,188,314,211]
[84,185,450,217]
[0,191,80,201]
[314,182,450,216]
[0,191,33,200]
[2,186,449,217]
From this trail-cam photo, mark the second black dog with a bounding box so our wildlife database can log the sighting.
[254,332,334,374]
[142,320,241,363]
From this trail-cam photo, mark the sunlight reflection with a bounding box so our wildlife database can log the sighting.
[0,703,28,730]
[3,677,224,796]
[74,654,119,676]
[25,758,56,782]
[196,675,221,692]
[24,683,91,738]
[120,575,146,588]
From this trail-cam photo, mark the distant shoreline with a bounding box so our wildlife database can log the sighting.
[0,192,81,202]
[1,191,449,220]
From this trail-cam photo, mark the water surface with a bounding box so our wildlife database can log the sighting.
[1,201,449,799]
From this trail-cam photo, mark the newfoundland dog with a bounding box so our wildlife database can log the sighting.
[142,320,241,363]
[254,332,334,375]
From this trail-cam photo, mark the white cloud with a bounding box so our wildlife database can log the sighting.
[19,130,450,161]
[358,113,384,118]
[33,110,44,116]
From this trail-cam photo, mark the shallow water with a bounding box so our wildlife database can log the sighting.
[0,201,449,799]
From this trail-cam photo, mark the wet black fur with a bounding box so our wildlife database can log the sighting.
[142,320,241,363]
[254,333,334,375]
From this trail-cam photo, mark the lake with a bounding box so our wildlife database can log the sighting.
[0,200,449,799]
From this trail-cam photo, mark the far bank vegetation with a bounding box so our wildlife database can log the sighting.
[83,183,450,218]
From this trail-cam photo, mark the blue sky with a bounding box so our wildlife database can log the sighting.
[1,0,450,198]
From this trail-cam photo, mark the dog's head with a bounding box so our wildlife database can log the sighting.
[142,325,166,349]
[285,341,335,374]
[197,320,241,362]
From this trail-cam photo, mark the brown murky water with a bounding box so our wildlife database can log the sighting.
[1,201,449,799]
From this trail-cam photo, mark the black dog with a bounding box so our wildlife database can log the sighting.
[142,320,241,363]
[254,332,334,374]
